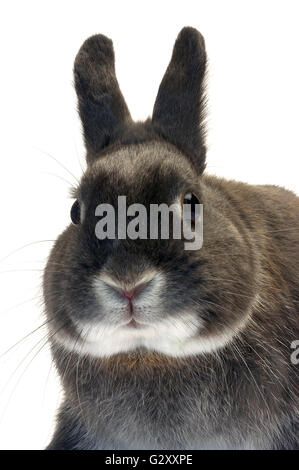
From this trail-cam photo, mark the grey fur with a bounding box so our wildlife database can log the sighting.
[44,28,299,450]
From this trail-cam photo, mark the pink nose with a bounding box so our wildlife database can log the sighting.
[122,283,145,301]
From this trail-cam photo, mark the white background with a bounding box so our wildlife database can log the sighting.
[0,0,299,450]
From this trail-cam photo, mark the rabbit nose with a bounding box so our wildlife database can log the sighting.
[99,270,157,300]
[122,283,146,301]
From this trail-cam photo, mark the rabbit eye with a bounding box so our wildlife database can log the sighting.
[182,192,200,221]
[70,200,80,225]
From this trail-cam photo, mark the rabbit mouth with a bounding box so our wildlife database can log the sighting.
[123,318,149,329]
[49,275,257,359]
[126,318,139,328]
[50,300,254,359]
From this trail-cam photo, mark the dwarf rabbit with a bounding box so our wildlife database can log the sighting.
[44,27,298,449]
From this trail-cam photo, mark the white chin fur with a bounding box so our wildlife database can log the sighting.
[52,313,249,358]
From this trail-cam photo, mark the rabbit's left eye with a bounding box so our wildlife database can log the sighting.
[182,192,200,221]
[71,200,80,225]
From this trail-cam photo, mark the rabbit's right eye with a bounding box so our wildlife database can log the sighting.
[71,200,80,225]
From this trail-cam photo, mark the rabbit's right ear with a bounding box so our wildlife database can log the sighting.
[152,27,207,174]
[74,34,132,164]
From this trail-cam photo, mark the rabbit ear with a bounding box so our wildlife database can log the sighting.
[74,34,132,163]
[152,27,207,174]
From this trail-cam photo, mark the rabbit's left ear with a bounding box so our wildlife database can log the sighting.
[74,34,132,164]
[152,27,207,174]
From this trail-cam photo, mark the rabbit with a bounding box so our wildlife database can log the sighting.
[44,27,299,450]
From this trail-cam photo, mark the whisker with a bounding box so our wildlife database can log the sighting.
[0,323,66,423]
[0,318,55,359]
[39,171,75,188]
[0,296,42,317]
[0,269,46,274]
[72,135,85,174]
[0,240,55,264]
[33,147,79,184]
[1,328,52,395]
